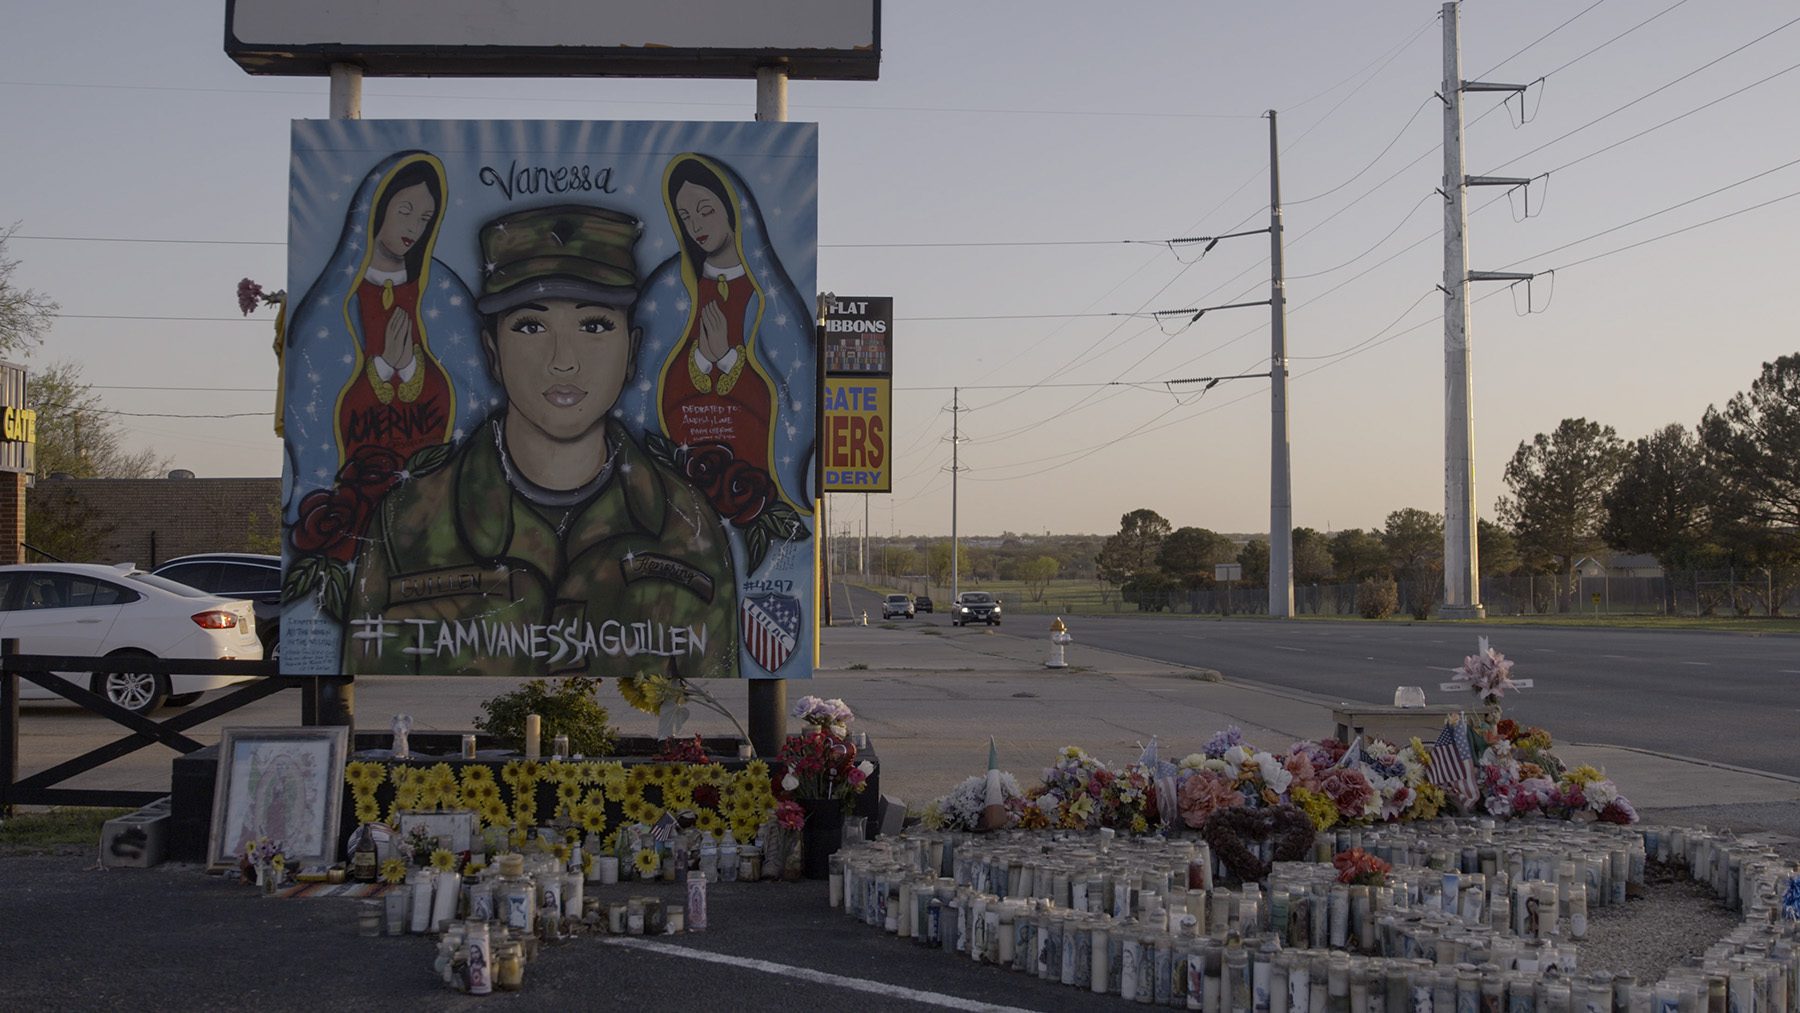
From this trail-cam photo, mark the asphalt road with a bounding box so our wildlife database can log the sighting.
[843,585,1800,778]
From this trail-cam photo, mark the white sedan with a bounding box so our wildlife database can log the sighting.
[1,563,264,716]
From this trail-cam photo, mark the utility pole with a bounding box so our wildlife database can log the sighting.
[949,387,964,607]
[747,64,789,759]
[1267,109,1294,618]
[1439,2,1532,620]
[315,61,363,729]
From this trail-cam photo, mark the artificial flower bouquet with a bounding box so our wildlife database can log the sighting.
[778,697,871,802]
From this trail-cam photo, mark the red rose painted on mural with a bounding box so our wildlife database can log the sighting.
[292,487,364,561]
[683,442,734,501]
[335,444,404,505]
[717,460,773,526]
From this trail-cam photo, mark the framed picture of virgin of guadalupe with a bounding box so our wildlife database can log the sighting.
[277,119,818,683]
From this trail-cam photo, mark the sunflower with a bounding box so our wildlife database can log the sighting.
[465,859,486,876]
[551,841,571,864]
[380,858,409,884]
[743,759,771,783]
[616,674,672,715]
[731,816,761,842]
[428,848,456,873]
[626,765,655,791]
[518,760,543,782]
[662,784,695,811]
[481,800,510,829]
[632,848,660,878]
[556,781,582,808]
[577,804,608,835]
[500,761,526,786]
[460,764,495,786]
[597,763,628,797]
[580,852,594,877]
[694,809,724,835]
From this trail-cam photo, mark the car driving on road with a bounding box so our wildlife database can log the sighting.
[914,595,934,614]
[0,563,263,716]
[881,594,915,619]
[951,591,1002,626]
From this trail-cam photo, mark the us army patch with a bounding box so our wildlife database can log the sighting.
[390,565,514,605]
[619,552,715,603]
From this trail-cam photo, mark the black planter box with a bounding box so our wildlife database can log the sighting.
[167,732,881,864]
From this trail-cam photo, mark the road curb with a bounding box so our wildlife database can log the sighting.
[1562,741,1800,786]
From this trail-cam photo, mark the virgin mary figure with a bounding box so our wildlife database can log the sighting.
[627,153,815,532]
[284,150,485,562]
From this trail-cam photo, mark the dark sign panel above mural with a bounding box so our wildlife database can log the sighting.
[279,119,818,681]
[225,0,880,80]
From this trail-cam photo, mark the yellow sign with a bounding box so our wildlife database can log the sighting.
[2,406,34,444]
[821,376,890,492]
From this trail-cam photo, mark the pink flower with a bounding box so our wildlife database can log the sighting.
[1317,767,1375,820]
[237,278,264,316]
[1177,771,1244,829]
[1283,753,1319,793]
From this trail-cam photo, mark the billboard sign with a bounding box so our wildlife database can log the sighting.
[822,296,891,374]
[225,0,880,80]
[279,119,817,681]
[821,295,892,494]
[0,362,34,476]
[821,377,890,492]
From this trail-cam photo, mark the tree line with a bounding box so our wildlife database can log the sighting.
[1091,352,1799,615]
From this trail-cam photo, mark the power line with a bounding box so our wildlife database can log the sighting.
[1482,12,1800,175]
[1530,0,1697,82]
[1286,97,1437,206]
[1471,0,1611,80]
[0,78,1263,121]
[35,401,272,419]
[1494,154,1800,271]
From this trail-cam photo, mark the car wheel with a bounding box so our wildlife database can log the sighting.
[991,619,1000,626]
[165,692,203,708]
[93,651,168,716]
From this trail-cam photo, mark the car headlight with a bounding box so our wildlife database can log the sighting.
[993,605,1002,612]
[959,606,970,613]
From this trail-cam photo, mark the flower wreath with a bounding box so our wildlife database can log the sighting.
[1200,803,1316,883]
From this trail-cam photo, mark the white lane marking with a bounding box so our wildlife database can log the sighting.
[1782,670,1800,675]
[598,936,1045,1012]
[1681,661,1712,667]
[1275,646,1306,653]
[1602,654,1632,659]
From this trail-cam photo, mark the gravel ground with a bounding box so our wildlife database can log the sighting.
[1580,873,1740,983]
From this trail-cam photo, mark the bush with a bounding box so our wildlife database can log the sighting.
[1356,578,1398,620]
[475,677,617,757]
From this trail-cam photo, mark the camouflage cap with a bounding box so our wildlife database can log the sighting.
[477,204,643,314]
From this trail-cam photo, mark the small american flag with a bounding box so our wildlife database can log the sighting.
[1426,714,1478,804]
[651,811,680,845]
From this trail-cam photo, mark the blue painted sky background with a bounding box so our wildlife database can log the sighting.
[3,0,1796,537]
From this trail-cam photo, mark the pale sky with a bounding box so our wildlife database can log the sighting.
[3,1,1795,538]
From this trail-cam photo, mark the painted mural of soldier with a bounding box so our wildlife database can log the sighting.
[340,204,738,678]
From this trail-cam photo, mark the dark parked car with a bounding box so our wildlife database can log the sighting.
[914,595,934,614]
[151,553,282,659]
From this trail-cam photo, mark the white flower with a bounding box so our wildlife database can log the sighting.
[1224,745,1250,769]
[1254,752,1293,794]
[1204,758,1233,776]
[1178,753,1209,771]
[1585,779,1619,809]
[781,773,800,792]
[857,760,875,776]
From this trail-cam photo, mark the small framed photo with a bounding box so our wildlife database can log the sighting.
[207,726,350,872]
[397,810,479,854]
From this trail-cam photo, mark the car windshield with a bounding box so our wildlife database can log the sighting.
[127,572,215,598]
[885,595,908,602]
[961,593,993,603]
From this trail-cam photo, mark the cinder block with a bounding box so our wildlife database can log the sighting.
[101,809,169,868]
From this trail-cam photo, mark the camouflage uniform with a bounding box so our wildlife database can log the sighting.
[341,417,737,677]
[339,202,738,677]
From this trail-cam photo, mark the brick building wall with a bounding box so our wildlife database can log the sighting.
[25,477,282,566]
[1,472,25,565]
